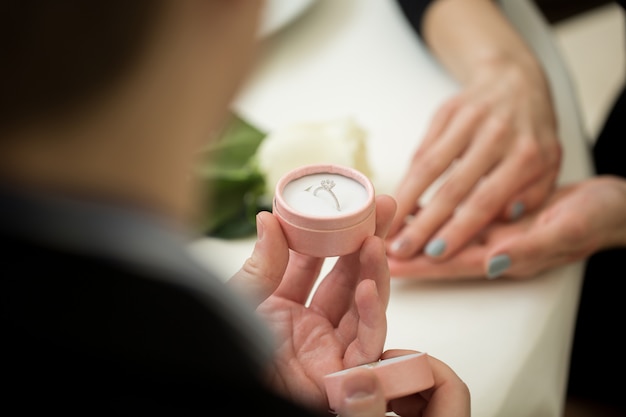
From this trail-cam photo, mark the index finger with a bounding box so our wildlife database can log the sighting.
[388,244,486,280]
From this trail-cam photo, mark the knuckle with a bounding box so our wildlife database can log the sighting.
[465,192,500,222]
[243,256,272,281]
[482,117,510,147]
[441,95,463,113]
[464,102,488,123]
[490,115,510,135]
[516,136,542,166]
[417,152,447,175]
[435,179,468,207]
[515,133,563,175]
[561,218,591,243]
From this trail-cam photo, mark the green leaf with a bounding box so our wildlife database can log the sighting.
[196,113,270,239]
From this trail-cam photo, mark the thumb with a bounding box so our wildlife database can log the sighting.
[333,368,387,417]
[227,211,290,306]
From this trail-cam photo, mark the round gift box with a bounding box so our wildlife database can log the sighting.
[324,352,435,413]
[272,163,376,257]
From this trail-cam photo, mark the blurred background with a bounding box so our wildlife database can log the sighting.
[535,0,625,143]
[535,1,624,415]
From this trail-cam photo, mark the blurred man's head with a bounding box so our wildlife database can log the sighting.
[0,0,264,222]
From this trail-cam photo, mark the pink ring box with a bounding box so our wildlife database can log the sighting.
[272,164,376,257]
[324,352,435,413]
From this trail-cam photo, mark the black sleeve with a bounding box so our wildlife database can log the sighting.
[395,0,437,38]
[2,241,327,416]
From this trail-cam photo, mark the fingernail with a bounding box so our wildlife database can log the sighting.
[487,254,511,279]
[390,238,407,254]
[425,238,446,257]
[255,214,265,240]
[344,375,376,400]
[510,201,525,220]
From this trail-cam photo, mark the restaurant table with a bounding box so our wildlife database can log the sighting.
[189,1,594,416]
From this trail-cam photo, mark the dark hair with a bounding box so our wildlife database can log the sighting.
[0,1,163,132]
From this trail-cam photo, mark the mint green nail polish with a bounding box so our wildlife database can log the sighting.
[487,254,511,279]
[511,201,525,220]
[425,238,446,257]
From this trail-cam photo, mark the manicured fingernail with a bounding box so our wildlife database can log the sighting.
[425,238,446,257]
[487,254,511,279]
[510,201,525,220]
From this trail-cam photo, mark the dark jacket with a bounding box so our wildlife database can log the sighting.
[1,187,322,415]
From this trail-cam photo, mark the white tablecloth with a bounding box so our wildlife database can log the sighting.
[190,1,593,416]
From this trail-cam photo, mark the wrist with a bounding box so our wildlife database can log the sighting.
[468,49,547,89]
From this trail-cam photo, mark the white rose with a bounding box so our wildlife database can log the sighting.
[255,117,372,198]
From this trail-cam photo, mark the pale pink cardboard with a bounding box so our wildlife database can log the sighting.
[273,164,376,257]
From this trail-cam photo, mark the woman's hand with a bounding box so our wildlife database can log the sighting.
[388,0,562,264]
[388,55,561,263]
[388,176,626,280]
